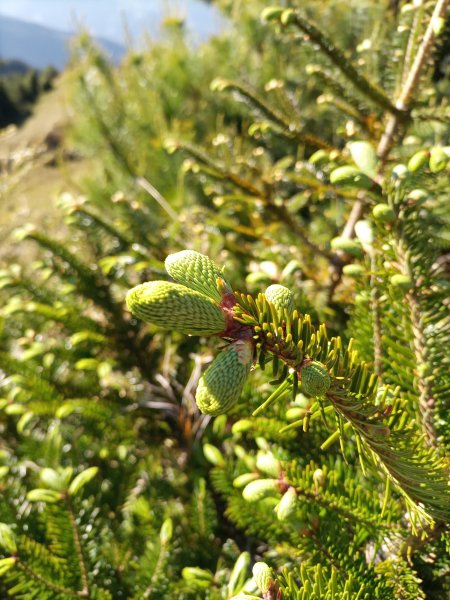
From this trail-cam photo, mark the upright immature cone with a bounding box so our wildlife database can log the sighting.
[264,284,295,314]
[330,237,364,258]
[330,165,375,191]
[227,551,251,597]
[165,250,232,302]
[126,281,225,336]
[275,486,297,521]
[256,451,281,478]
[372,203,395,223]
[242,478,280,502]
[195,340,253,416]
[252,562,273,594]
[300,361,331,396]
[390,274,413,292]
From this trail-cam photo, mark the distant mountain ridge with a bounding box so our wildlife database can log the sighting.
[0,14,124,71]
[0,59,30,76]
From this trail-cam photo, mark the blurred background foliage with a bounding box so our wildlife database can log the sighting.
[0,0,448,598]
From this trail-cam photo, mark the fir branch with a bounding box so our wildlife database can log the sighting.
[265,202,332,263]
[213,464,394,590]
[232,293,450,523]
[16,559,87,598]
[1,271,58,306]
[398,0,449,109]
[285,171,357,200]
[277,564,370,600]
[375,558,425,600]
[274,9,400,115]
[5,299,104,335]
[141,535,169,599]
[78,74,136,178]
[326,389,448,524]
[370,253,383,377]
[174,142,331,264]
[379,181,449,447]
[65,497,90,597]
[413,106,450,123]
[70,205,134,251]
[18,230,156,376]
[0,353,65,405]
[22,230,112,307]
[317,93,372,132]
[401,1,425,88]
[285,472,402,533]
[399,266,437,446]
[212,79,334,150]
[305,64,373,125]
[171,141,263,197]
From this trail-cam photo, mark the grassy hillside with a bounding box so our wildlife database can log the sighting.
[0,74,96,260]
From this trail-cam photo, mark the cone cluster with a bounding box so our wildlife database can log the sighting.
[126,251,308,416]
[126,250,253,416]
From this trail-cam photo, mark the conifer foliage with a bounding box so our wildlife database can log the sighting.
[0,1,449,598]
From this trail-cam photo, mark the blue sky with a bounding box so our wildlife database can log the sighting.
[0,0,222,42]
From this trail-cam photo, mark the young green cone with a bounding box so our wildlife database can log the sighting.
[330,165,375,190]
[300,361,331,396]
[195,340,253,416]
[372,203,395,223]
[390,274,413,292]
[264,284,295,314]
[126,281,226,336]
[242,478,280,502]
[252,562,274,594]
[202,443,225,467]
[228,551,251,597]
[256,451,281,478]
[275,487,297,521]
[165,250,232,302]
[330,237,364,258]
[233,473,259,489]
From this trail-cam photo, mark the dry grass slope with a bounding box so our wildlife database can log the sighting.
[0,73,94,261]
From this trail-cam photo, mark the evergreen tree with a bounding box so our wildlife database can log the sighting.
[0,1,448,598]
